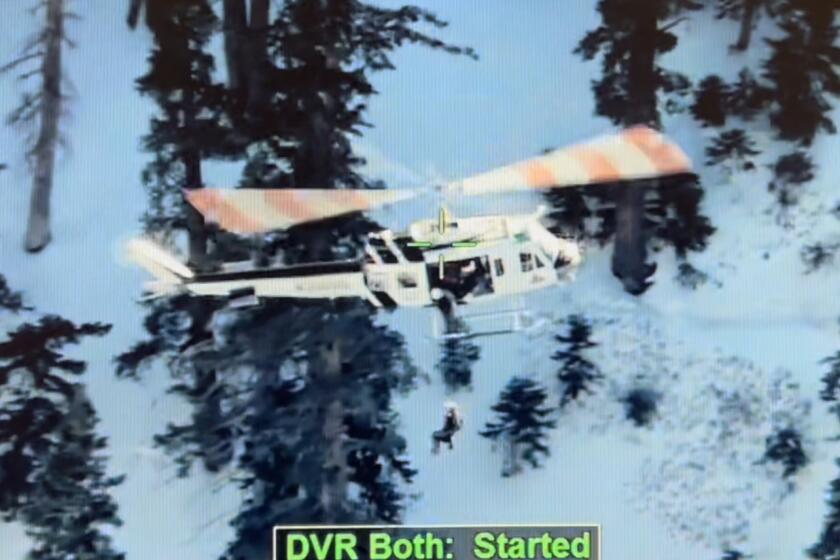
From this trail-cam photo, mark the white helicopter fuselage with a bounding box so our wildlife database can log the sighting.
[172,209,580,310]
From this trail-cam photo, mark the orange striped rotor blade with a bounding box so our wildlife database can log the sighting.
[184,188,416,234]
[444,126,693,196]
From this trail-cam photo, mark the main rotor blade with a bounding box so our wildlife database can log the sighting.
[184,188,417,234]
[442,126,693,196]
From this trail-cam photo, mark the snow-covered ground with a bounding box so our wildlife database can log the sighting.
[2,2,839,559]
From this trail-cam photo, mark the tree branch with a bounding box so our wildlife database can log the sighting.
[660,17,689,33]
[0,52,44,74]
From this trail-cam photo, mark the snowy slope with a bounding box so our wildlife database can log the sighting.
[1,2,839,560]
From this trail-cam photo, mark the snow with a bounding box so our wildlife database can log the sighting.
[1,2,840,560]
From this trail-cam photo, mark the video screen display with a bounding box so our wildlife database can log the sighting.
[1,2,838,559]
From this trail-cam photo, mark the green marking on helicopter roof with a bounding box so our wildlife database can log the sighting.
[452,241,478,248]
[407,241,432,248]
[514,232,530,243]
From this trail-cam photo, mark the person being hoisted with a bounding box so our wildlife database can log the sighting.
[432,401,464,453]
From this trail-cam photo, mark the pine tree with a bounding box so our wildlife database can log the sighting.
[715,0,779,51]
[809,459,840,559]
[692,75,731,127]
[705,129,760,171]
[801,242,840,273]
[762,0,840,146]
[552,315,602,407]
[621,386,661,426]
[763,426,807,478]
[480,378,556,476]
[2,0,73,251]
[130,0,235,264]
[20,385,125,560]
[0,274,25,311]
[0,280,122,558]
[119,4,475,558]
[576,0,712,295]
[122,0,242,476]
[0,315,111,514]
[768,151,814,217]
[437,317,480,392]
[821,352,840,410]
[809,353,840,558]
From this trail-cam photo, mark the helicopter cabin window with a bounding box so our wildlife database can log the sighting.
[535,255,545,268]
[520,252,534,272]
[494,258,505,277]
[397,272,418,288]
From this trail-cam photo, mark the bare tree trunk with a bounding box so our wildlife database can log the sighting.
[612,181,652,294]
[223,0,247,91]
[315,340,349,520]
[25,0,63,252]
[611,12,658,294]
[246,0,270,115]
[733,0,759,51]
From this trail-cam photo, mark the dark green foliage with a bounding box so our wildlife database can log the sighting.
[692,75,730,127]
[768,151,815,210]
[820,352,840,418]
[728,69,771,121]
[0,316,111,383]
[552,315,601,407]
[676,262,708,289]
[622,387,661,426]
[480,377,556,475]
[651,175,715,257]
[575,0,701,128]
[575,0,712,294]
[0,273,26,311]
[802,242,840,274]
[437,318,480,392]
[20,386,125,560]
[812,353,840,558]
[0,288,121,559]
[808,459,840,559]
[762,0,840,146]
[175,303,420,559]
[121,3,472,553]
[0,316,111,513]
[132,0,236,262]
[705,129,760,171]
[763,427,808,478]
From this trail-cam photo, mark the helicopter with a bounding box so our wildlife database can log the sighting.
[126,126,693,337]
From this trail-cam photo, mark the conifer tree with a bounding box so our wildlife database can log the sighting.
[808,352,840,558]
[121,4,475,558]
[692,75,731,127]
[437,317,480,392]
[705,129,760,171]
[621,386,661,426]
[129,0,235,265]
[19,385,125,560]
[576,0,712,294]
[809,460,840,559]
[763,426,807,478]
[768,151,814,219]
[0,278,122,559]
[715,0,779,51]
[552,315,602,407]
[762,0,840,147]
[480,377,556,476]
